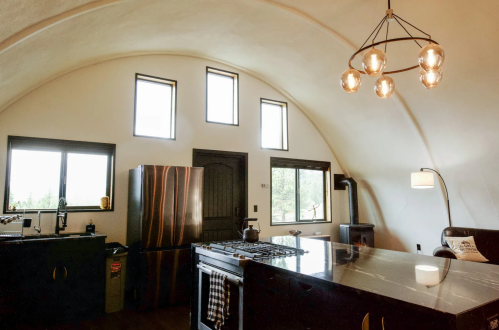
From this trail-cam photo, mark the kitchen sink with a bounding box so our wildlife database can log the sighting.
[22,233,93,240]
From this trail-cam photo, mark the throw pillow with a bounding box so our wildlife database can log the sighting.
[444,236,489,262]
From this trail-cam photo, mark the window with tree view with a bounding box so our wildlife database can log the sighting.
[4,136,115,213]
[271,157,330,225]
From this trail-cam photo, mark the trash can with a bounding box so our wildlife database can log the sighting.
[105,242,128,313]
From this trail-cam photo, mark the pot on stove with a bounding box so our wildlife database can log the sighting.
[242,218,261,243]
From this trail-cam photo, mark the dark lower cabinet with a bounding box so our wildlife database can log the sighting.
[244,264,371,330]
[244,263,452,330]
[0,237,105,327]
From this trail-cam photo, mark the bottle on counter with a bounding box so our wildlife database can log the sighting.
[86,219,95,233]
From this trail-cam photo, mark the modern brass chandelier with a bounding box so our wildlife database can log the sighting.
[340,0,445,98]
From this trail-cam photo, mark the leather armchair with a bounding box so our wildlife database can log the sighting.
[433,227,499,264]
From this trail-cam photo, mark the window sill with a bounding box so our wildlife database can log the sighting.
[271,220,331,226]
[206,120,239,126]
[133,134,176,140]
[261,147,289,151]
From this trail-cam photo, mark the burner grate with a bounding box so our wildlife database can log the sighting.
[208,240,306,260]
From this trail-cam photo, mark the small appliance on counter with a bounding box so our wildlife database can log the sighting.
[86,219,95,233]
[242,218,260,243]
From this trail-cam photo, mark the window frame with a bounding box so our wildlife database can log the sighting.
[270,157,331,226]
[3,136,116,214]
[260,98,289,151]
[206,67,239,126]
[133,73,177,140]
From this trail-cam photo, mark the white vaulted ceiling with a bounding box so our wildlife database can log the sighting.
[2,0,499,251]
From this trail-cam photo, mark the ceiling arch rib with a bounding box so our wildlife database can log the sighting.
[0,0,128,56]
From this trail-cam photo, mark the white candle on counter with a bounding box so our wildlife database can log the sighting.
[415,265,440,286]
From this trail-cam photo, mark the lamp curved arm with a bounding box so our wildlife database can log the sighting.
[420,168,452,227]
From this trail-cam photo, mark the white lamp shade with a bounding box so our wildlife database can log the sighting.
[411,171,434,189]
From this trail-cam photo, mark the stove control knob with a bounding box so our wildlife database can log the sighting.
[207,246,212,250]
[239,255,246,260]
[202,245,207,249]
[232,253,239,258]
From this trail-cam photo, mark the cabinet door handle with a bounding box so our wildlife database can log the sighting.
[298,281,313,292]
[52,266,68,280]
[362,313,369,330]
[382,317,385,330]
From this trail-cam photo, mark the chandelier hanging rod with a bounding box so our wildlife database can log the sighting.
[357,12,433,53]
[349,37,439,74]
[393,14,431,40]
[393,16,422,48]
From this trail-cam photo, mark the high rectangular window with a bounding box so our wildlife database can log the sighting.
[134,74,176,139]
[4,136,116,213]
[261,99,288,150]
[206,67,238,125]
[271,157,331,225]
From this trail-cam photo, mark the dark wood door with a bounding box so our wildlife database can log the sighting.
[193,149,247,242]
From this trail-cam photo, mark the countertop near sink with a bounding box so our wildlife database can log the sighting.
[257,236,499,318]
[0,233,107,245]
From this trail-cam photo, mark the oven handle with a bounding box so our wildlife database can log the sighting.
[197,263,244,286]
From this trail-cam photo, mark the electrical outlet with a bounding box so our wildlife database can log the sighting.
[417,244,421,252]
[254,205,258,212]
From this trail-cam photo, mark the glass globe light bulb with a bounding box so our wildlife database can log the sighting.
[340,69,361,93]
[419,68,443,89]
[362,48,387,77]
[374,76,395,99]
[418,43,445,72]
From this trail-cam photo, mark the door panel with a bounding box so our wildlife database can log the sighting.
[175,167,204,246]
[138,249,192,310]
[141,165,176,249]
[193,150,247,241]
[204,163,233,218]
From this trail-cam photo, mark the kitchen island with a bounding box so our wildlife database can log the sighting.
[192,236,499,330]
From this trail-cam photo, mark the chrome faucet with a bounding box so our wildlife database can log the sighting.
[34,211,42,234]
[55,198,68,235]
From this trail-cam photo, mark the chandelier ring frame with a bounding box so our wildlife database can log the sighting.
[349,37,439,75]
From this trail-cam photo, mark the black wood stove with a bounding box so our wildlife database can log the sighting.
[334,174,375,247]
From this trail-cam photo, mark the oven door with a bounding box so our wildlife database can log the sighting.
[197,263,244,330]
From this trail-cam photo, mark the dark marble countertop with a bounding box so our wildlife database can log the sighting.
[257,236,499,316]
[0,233,106,245]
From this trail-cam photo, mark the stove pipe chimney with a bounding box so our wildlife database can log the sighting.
[334,175,359,225]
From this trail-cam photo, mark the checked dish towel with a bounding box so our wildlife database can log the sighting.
[207,271,230,330]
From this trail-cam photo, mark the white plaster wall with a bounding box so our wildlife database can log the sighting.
[0,55,345,244]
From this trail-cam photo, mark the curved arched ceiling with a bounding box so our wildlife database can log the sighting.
[2,0,499,251]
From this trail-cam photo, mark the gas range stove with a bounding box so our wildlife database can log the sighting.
[197,240,307,263]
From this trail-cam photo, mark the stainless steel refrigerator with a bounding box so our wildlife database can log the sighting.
[127,165,203,309]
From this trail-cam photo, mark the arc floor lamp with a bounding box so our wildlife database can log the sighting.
[411,168,452,228]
